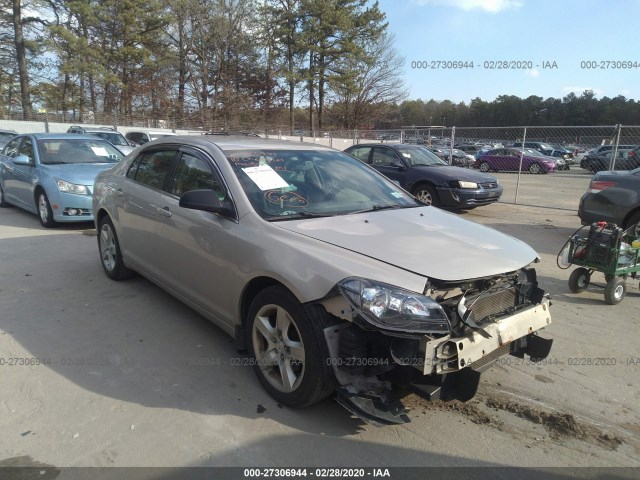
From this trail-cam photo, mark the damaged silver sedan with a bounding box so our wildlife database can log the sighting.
[92,136,552,424]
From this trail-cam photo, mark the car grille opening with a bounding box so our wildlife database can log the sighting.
[468,287,518,325]
[479,182,498,189]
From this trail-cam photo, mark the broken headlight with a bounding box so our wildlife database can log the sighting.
[338,278,451,334]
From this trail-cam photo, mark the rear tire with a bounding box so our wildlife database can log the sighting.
[624,211,640,237]
[568,267,590,293]
[604,277,626,305]
[98,216,135,280]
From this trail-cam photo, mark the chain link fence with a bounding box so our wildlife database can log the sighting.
[1,116,638,211]
[283,125,640,211]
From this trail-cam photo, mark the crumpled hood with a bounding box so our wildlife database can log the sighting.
[274,206,538,282]
[40,163,117,186]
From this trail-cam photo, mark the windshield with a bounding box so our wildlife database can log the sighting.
[91,132,129,146]
[38,139,124,164]
[395,146,447,166]
[224,149,419,219]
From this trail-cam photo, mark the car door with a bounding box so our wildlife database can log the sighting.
[370,146,407,187]
[492,148,518,171]
[116,148,179,277]
[11,136,39,208]
[1,137,22,203]
[152,148,239,327]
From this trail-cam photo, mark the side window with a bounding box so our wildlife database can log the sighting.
[170,153,223,198]
[126,156,143,179]
[127,133,142,144]
[4,137,21,157]
[132,150,176,190]
[348,147,372,163]
[18,138,35,164]
[371,147,399,167]
[138,134,149,144]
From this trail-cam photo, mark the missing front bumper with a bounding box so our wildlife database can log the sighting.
[421,299,552,375]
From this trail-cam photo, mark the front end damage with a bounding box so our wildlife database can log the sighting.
[319,267,553,425]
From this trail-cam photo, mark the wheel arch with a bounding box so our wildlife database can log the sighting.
[622,206,640,228]
[236,276,295,352]
[412,180,438,194]
[95,207,110,229]
[33,184,46,203]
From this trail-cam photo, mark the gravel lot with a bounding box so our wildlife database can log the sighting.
[0,200,638,475]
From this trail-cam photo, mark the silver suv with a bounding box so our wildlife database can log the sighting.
[123,130,177,146]
[67,126,135,155]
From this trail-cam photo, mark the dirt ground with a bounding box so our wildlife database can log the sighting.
[0,202,638,475]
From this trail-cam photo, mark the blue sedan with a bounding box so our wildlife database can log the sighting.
[0,133,124,227]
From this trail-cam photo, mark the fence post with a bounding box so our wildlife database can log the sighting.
[400,129,404,144]
[609,124,622,171]
[44,111,49,133]
[514,127,527,205]
[449,127,456,165]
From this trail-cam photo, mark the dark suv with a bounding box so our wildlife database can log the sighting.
[67,126,134,155]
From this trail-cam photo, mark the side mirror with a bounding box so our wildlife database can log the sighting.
[391,160,405,169]
[12,154,31,165]
[179,189,235,218]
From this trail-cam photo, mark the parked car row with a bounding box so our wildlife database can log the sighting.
[0,132,554,424]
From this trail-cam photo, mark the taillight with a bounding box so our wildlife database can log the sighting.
[589,180,616,193]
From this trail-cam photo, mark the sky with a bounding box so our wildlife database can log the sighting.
[377,0,640,103]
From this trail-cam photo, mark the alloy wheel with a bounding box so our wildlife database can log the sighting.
[100,223,117,272]
[252,304,305,393]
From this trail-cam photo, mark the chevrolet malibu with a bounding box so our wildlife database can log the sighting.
[0,133,124,227]
[92,136,552,424]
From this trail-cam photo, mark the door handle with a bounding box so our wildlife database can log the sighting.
[158,206,172,218]
[115,188,124,197]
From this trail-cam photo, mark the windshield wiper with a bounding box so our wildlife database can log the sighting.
[43,161,69,165]
[268,211,333,221]
[346,204,417,215]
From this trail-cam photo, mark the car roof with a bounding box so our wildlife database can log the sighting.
[81,127,120,133]
[20,133,113,140]
[151,135,335,152]
[126,130,178,135]
[346,143,415,148]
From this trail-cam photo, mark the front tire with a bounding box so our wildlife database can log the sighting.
[412,184,439,207]
[246,286,337,407]
[568,267,590,293]
[529,163,543,174]
[479,161,490,172]
[36,190,56,228]
[98,216,135,280]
